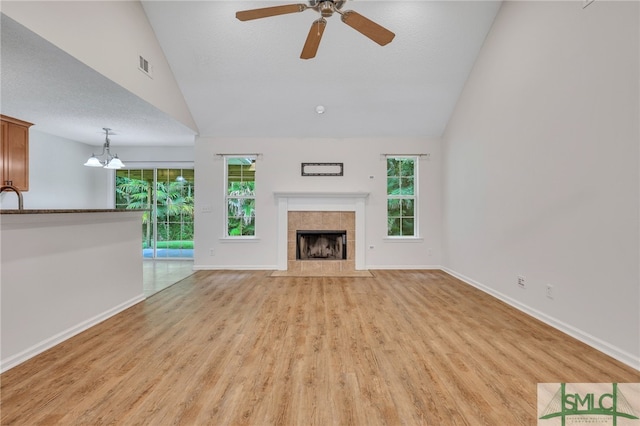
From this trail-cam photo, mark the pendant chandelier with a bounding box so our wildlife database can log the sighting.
[84,128,125,169]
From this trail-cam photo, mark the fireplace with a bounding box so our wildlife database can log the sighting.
[274,191,369,272]
[297,230,347,260]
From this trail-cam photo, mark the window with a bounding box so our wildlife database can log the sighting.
[225,156,256,237]
[386,156,417,237]
[115,168,194,258]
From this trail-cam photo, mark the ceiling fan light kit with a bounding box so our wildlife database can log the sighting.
[236,0,395,59]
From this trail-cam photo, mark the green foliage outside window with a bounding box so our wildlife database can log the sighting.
[226,159,256,236]
[115,171,194,248]
[387,157,416,236]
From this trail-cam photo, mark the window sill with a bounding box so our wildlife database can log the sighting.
[219,237,261,243]
[383,237,424,243]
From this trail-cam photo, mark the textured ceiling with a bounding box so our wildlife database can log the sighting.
[143,0,502,139]
[1,1,502,146]
[0,13,197,146]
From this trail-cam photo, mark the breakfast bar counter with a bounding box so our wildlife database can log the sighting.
[0,208,143,214]
[1,209,145,371]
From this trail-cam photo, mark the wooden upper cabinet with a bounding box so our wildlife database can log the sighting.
[1,115,33,191]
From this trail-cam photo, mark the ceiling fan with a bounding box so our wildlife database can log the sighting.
[236,0,395,59]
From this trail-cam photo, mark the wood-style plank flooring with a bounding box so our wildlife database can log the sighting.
[1,270,638,425]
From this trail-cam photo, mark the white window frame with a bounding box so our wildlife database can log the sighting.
[386,155,419,238]
[224,155,257,239]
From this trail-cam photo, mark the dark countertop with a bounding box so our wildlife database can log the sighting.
[0,209,147,214]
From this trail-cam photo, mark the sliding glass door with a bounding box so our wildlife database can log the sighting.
[115,168,194,259]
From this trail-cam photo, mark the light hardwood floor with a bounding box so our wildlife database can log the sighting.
[1,270,638,425]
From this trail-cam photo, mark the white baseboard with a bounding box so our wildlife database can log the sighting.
[192,264,278,271]
[441,267,640,372]
[0,294,145,373]
[367,265,442,270]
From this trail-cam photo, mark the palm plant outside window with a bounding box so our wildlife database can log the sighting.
[387,157,417,237]
[115,168,194,258]
[226,157,256,237]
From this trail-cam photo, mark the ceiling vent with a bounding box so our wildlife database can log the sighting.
[138,55,153,78]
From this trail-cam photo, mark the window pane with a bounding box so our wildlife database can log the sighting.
[388,217,401,236]
[401,218,415,236]
[387,199,401,217]
[228,181,255,196]
[400,177,414,195]
[402,199,414,216]
[387,177,400,195]
[400,159,415,176]
[386,159,398,177]
[241,216,256,236]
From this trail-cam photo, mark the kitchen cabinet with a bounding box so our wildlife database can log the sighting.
[1,115,32,191]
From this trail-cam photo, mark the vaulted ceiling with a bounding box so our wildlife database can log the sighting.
[1,1,502,146]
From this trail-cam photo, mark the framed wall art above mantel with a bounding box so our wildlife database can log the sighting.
[301,163,344,176]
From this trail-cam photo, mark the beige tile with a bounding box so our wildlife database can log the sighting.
[302,261,323,274]
[341,212,355,231]
[304,212,325,229]
[288,212,302,231]
[347,243,355,260]
[143,260,194,297]
[288,260,302,272]
[323,212,342,229]
[288,242,297,261]
[322,261,342,273]
[341,260,355,272]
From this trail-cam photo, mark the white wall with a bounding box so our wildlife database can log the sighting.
[1,0,197,133]
[442,1,639,368]
[115,145,194,166]
[0,130,109,210]
[194,137,442,270]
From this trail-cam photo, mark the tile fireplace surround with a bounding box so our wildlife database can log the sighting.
[288,211,354,274]
[274,192,369,274]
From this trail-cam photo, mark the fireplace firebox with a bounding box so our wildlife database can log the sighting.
[296,230,347,260]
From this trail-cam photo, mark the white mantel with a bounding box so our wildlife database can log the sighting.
[274,192,369,270]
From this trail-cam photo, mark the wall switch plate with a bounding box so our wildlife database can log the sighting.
[517,275,526,288]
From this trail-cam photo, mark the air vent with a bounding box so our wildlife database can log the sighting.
[138,55,153,78]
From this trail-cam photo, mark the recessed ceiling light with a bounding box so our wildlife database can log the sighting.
[315,105,325,114]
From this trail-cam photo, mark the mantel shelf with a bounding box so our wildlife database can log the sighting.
[274,192,369,199]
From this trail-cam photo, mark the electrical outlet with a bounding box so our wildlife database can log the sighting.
[546,284,554,299]
[209,248,215,256]
[368,245,375,249]
[517,275,526,288]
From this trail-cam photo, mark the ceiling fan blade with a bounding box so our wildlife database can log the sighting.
[236,4,307,21]
[340,10,395,46]
[300,19,327,60]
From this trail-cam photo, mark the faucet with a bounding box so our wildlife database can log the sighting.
[0,184,24,210]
